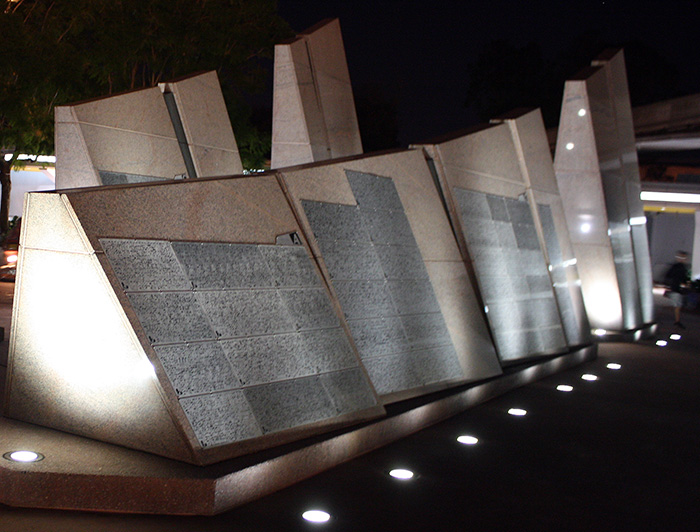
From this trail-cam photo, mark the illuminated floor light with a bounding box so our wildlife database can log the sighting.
[3,450,44,463]
[302,510,331,524]
[656,340,668,347]
[557,385,573,392]
[566,142,575,150]
[670,334,681,341]
[593,328,607,337]
[606,363,621,370]
[389,469,414,480]
[581,374,598,381]
[508,408,527,416]
[457,435,479,445]
[578,108,587,117]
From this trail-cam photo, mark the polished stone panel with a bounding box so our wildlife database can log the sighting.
[346,317,410,358]
[302,201,370,242]
[155,342,240,397]
[180,391,261,448]
[333,280,398,320]
[277,287,340,331]
[315,239,385,281]
[172,242,274,290]
[320,368,379,413]
[346,170,404,211]
[244,377,337,434]
[258,245,323,287]
[127,292,216,344]
[101,239,190,292]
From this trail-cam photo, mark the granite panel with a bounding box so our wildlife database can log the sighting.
[315,239,384,281]
[504,198,535,225]
[320,368,379,414]
[127,292,215,344]
[155,342,240,397]
[494,222,518,249]
[333,280,397,320]
[387,279,441,315]
[219,333,312,387]
[346,170,403,211]
[374,244,428,280]
[346,317,410,358]
[302,201,370,242]
[180,391,261,448]
[539,326,568,352]
[360,207,416,246]
[101,239,190,292]
[526,275,554,296]
[401,312,453,350]
[258,245,323,287]
[460,218,500,248]
[486,195,510,222]
[277,288,340,330]
[363,355,418,395]
[513,223,541,250]
[453,188,491,220]
[99,171,163,185]
[299,328,358,372]
[171,242,274,290]
[244,377,337,434]
[409,346,463,383]
[196,290,294,339]
[537,204,563,264]
[478,275,517,302]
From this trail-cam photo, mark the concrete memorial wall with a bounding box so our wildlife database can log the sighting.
[554,49,653,332]
[415,109,590,362]
[54,71,243,190]
[5,177,383,465]
[271,19,362,169]
[278,149,502,401]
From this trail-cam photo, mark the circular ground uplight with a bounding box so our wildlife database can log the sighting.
[508,408,527,416]
[557,385,574,392]
[3,450,44,463]
[302,510,331,524]
[389,468,414,480]
[606,363,621,370]
[581,374,598,381]
[457,435,479,445]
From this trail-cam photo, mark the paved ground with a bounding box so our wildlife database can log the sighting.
[0,286,698,531]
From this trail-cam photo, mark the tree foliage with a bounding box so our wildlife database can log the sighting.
[0,0,292,232]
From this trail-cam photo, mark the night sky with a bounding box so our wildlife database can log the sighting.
[277,0,700,146]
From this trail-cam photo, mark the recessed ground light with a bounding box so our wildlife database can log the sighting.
[670,334,681,341]
[606,363,621,370]
[508,408,527,416]
[578,108,587,117]
[302,510,331,524]
[566,142,575,150]
[593,328,607,336]
[389,469,414,480]
[457,435,479,445]
[656,340,668,347]
[581,374,598,381]
[3,450,44,463]
[557,385,573,392]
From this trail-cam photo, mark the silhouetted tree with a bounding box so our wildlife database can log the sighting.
[0,0,292,233]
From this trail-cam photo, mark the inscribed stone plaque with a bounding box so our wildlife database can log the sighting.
[299,170,463,397]
[454,188,567,360]
[302,201,370,242]
[220,333,313,387]
[320,368,380,413]
[258,245,322,287]
[155,342,240,397]
[172,242,274,290]
[315,239,385,281]
[346,171,404,211]
[127,292,215,344]
[180,391,261,448]
[196,290,295,339]
[101,238,190,292]
[244,376,337,434]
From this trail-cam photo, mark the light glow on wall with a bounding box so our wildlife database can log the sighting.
[578,108,587,117]
[566,142,575,150]
[629,216,647,226]
[580,222,591,233]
